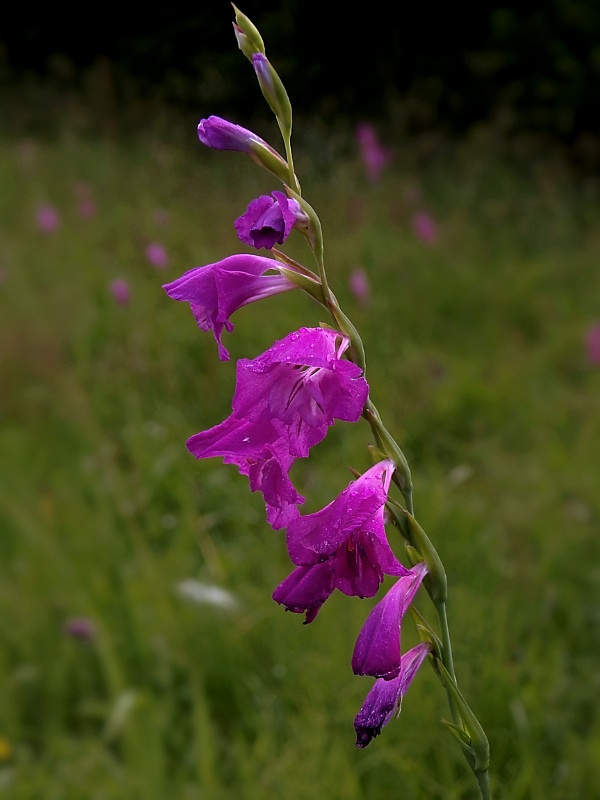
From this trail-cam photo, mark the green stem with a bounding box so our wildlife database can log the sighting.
[434,598,461,727]
[281,131,300,196]
[476,769,493,800]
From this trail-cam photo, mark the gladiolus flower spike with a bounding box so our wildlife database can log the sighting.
[162,8,494,798]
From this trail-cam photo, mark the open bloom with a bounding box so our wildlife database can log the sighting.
[229,327,369,457]
[273,460,409,621]
[235,190,307,250]
[162,254,298,361]
[187,327,369,528]
[352,562,428,679]
[354,642,430,748]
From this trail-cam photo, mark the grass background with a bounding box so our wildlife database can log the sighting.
[1,118,600,800]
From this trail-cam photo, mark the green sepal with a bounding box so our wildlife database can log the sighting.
[247,139,291,183]
[409,605,443,654]
[435,662,491,772]
[231,5,265,55]
[278,266,325,304]
[363,404,413,504]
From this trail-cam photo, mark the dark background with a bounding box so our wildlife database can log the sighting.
[2,1,600,164]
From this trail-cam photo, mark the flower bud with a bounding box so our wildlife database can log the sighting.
[252,53,293,140]
[232,5,265,57]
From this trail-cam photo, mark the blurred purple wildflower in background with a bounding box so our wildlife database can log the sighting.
[411,211,438,245]
[585,321,600,365]
[354,642,431,748]
[35,204,60,233]
[163,253,298,361]
[63,617,96,642]
[349,267,370,307]
[145,242,169,269]
[356,122,394,184]
[74,182,97,219]
[235,190,306,249]
[109,278,131,306]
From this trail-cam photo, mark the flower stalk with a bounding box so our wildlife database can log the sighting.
[165,7,494,798]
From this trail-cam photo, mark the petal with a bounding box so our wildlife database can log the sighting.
[285,461,395,565]
[272,562,335,623]
[351,563,428,678]
[354,642,430,748]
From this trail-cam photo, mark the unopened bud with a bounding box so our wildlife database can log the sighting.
[252,53,293,140]
[231,5,265,56]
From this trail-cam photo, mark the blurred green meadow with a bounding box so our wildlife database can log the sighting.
[1,123,600,800]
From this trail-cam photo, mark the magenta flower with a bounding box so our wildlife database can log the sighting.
[354,642,430,748]
[35,204,60,233]
[274,461,410,621]
[235,190,307,250]
[229,327,369,456]
[585,321,600,365]
[412,211,438,245]
[352,562,428,679]
[187,327,369,528]
[145,242,169,269]
[162,254,298,361]
[356,122,394,184]
[109,278,131,306]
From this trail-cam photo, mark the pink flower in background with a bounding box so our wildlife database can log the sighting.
[63,617,96,642]
[35,204,60,234]
[585,322,600,365]
[356,122,394,184]
[74,182,97,219]
[412,211,438,245]
[109,278,131,306]
[349,267,370,307]
[145,242,169,269]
